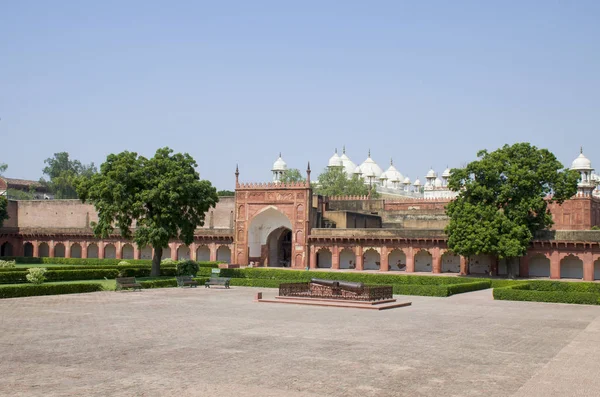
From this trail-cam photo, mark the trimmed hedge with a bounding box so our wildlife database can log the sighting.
[0,269,121,284]
[229,278,295,288]
[493,282,600,306]
[0,256,222,268]
[138,277,209,289]
[0,282,104,299]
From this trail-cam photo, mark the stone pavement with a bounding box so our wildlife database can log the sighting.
[1,287,599,397]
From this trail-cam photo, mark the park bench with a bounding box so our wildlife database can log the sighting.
[115,277,142,291]
[176,275,198,288]
[205,268,231,289]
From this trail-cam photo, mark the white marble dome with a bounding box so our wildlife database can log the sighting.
[328,149,343,168]
[426,168,437,178]
[382,160,404,188]
[353,165,362,175]
[571,150,593,170]
[403,176,411,185]
[339,147,357,177]
[442,167,451,178]
[272,154,287,171]
[434,178,443,188]
[414,178,422,187]
[359,151,383,180]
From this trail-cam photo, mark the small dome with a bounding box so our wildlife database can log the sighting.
[353,165,362,175]
[426,168,437,178]
[359,151,383,179]
[434,178,443,188]
[413,178,421,187]
[442,167,451,178]
[328,149,343,168]
[382,160,404,188]
[272,153,287,171]
[339,146,357,177]
[403,176,411,184]
[571,150,593,170]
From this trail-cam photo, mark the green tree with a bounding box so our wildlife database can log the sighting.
[0,195,8,228]
[41,152,97,199]
[280,168,304,183]
[0,163,7,175]
[445,143,579,277]
[314,167,371,197]
[7,188,34,200]
[76,147,219,276]
[217,190,235,196]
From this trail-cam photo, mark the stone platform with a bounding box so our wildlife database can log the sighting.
[257,295,412,310]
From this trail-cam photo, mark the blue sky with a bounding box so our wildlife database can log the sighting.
[1,1,599,189]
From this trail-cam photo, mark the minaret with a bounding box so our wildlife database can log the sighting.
[235,164,239,187]
[571,147,595,197]
[306,162,311,185]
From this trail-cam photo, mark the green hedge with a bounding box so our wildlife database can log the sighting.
[1,256,221,268]
[138,277,209,289]
[493,282,600,306]
[229,278,295,288]
[0,283,104,299]
[0,269,122,284]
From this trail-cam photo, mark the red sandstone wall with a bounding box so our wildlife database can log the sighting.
[384,199,450,211]
[548,198,595,230]
[2,200,19,228]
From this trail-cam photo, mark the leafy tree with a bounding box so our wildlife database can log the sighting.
[314,167,372,197]
[76,147,218,276]
[41,152,97,199]
[280,168,304,183]
[7,188,34,200]
[445,143,579,277]
[217,190,235,196]
[0,195,8,228]
[0,163,7,175]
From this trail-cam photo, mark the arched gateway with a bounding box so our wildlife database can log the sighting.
[233,176,312,268]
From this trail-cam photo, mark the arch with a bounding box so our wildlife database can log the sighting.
[594,258,600,280]
[295,254,303,268]
[104,243,116,259]
[140,246,152,260]
[217,246,231,263]
[70,243,82,259]
[248,207,293,261]
[0,242,13,257]
[196,245,210,261]
[122,244,134,260]
[363,248,380,270]
[38,242,50,258]
[23,242,34,257]
[177,245,190,260]
[441,252,460,273]
[316,248,332,268]
[469,255,492,275]
[414,250,432,272]
[161,246,171,260]
[388,249,406,271]
[529,254,550,278]
[560,254,583,279]
[265,227,292,267]
[54,243,66,258]
[296,204,304,220]
[339,248,356,269]
[87,243,99,259]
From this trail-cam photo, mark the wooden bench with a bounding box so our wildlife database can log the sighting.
[115,277,142,291]
[176,276,198,288]
[205,268,231,289]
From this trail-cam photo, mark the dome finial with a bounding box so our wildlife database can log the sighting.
[581,146,583,154]
[368,149,371,158]
[343,145,346,154]
[335,148,338,154]
[390,158,393,166]
[279,152,282,158]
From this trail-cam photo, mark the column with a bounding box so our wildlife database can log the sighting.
[583,252,594,281]
[170,242,177,261]
[406,247,415,273]
[519,254,530,278]
[550,250,560,279]
[33,241,39,258]
[98,242,105,259]
[310,246,317,269]
[49,241,55,258]
[380,246,389,272]
[116,242,122,260]
[331,245,340,270]
[133,245,140,260]
[82,242,88,259]
[190,243,197,261]
[209,243,217,262]
[65,241,71,258]
[459,256,468,275]
[432,247,441,274]
[355,246,363,271]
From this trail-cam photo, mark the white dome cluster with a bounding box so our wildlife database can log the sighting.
[570,148,599,197]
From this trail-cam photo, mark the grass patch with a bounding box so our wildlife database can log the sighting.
[493,280,600,305]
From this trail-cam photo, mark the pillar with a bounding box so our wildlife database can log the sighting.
[459,256,468,275]
[82,243,88,259]
[310,246,317,269]
[65,241,71,258]
[116,242,122,260]
[583,252,594,281]
[432,247,441,274]
[380,246,389,272]
[519,253,530,278]
[331,245,340,270]
[406,247,415,273]
[209,243,217,262]
[49,241,55,258]
[355,246,363,271]
[133,245,140,260]
[190,243,197,261]
[33,241,39,258]
[98,242,105,259]
[170,242,177,261]
[550,250,560,279]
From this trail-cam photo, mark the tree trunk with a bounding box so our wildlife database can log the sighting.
[152,247,162,277]
[506,257,516,279]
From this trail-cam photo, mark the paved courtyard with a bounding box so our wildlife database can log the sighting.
[1,287,600,397]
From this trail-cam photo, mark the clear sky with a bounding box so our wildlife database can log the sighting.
[1,1,599,190]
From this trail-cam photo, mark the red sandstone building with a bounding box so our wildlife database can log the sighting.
[1,152,600,281]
